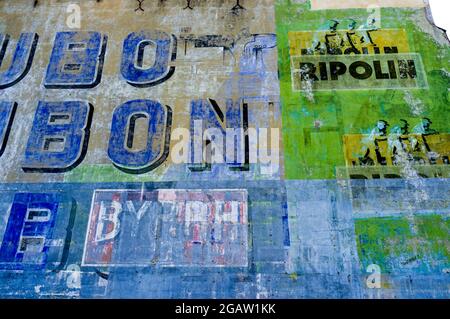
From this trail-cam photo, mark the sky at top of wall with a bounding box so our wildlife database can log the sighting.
[429,0,450,35]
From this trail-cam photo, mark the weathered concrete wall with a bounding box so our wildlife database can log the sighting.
[0,0,448,298]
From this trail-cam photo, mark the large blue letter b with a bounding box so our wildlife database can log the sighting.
[22,101,93,172]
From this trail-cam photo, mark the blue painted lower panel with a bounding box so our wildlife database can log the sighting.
[0,179,448,298]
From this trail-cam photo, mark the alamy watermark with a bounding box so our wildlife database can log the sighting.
[366,264,382,289]
[66,4,81,29]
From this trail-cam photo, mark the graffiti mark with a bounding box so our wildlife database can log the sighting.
[94,269,109,280]
[183,0,194,10]
[135,0,145,12]
[231,0,245,15]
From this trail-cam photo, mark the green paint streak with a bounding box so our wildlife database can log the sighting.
[64,164,166,183]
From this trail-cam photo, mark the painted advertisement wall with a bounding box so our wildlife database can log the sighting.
[0,0,448,298]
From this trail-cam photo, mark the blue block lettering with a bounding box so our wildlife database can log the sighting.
[22,101,93,172]
[108,99,172,174]
[45,32,107,89]
[0,193,59,270]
